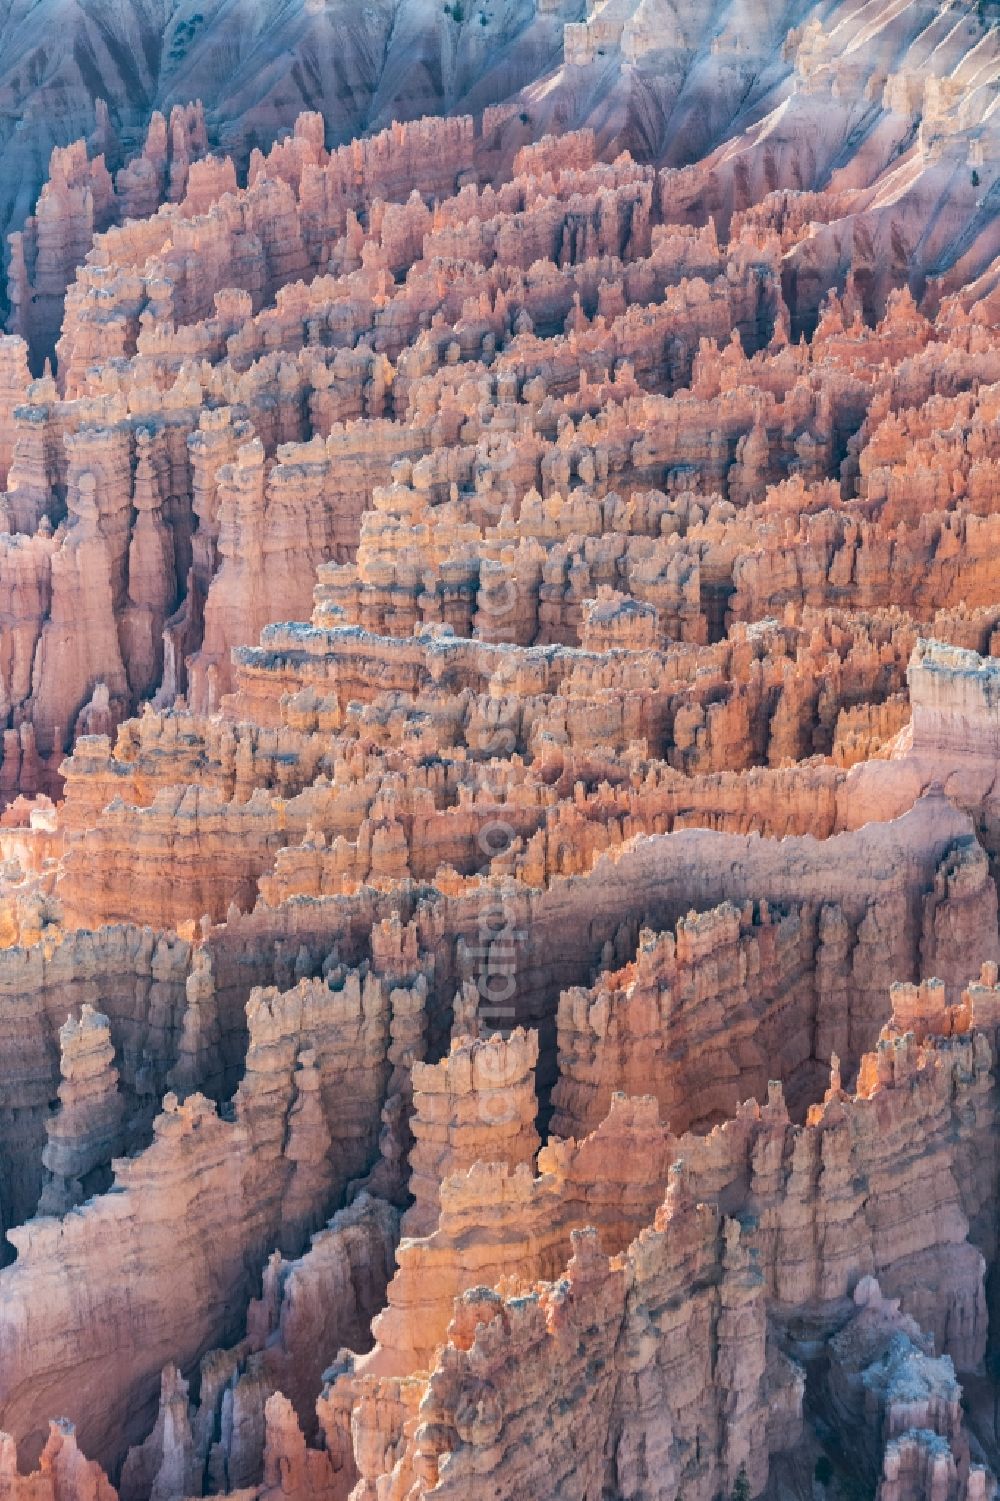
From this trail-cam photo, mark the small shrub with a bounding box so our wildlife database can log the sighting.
[815,1457,834,1487]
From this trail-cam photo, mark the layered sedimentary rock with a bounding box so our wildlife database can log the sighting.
[323,972,1000,1501]
[118,1193,399,1499]
[0,924,196,1240]
[0,954,415,1469]
[820,1275,993,1501]
[3,8,1000,1500]
[36,1005,125,1217]
[402,1028,540,1238]
[0,25,998,769]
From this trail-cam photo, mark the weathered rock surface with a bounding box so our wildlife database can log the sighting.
[3,8,1000,1499]
[36,1004,125,1217]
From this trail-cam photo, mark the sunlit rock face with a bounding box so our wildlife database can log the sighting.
[4,4,1000,1499]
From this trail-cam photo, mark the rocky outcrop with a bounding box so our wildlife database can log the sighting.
[0,1419,117,1501]
[118,1193,399,1499]
[0,956,408,1470]
[824,1277,989,1501]
[331,974,999,1500]
[36,1005,125,1217]
[0,924,195,1240]
[403,1028,540,1238]
[4,13,1000,1500]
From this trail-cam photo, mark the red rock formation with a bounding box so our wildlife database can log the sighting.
[8,142,115,366]
[403,1028,540,1238]
[0,953,407,1469]
[2,21,1000,1499]
[36,1004,125,1217]
[119,1193,398,1497]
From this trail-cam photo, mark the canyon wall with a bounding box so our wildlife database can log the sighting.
[2,7,1000,1499]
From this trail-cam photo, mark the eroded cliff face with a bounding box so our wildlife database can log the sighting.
[5,4,1000,1500]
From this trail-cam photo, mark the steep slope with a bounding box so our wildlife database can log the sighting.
[1,5,1000,1501]
[0,0,573,313]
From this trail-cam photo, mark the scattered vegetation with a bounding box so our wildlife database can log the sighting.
[815,1457,834,1487]
[169,12,204,60]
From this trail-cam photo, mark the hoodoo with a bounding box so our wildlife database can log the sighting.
[3,3,1000,1498]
